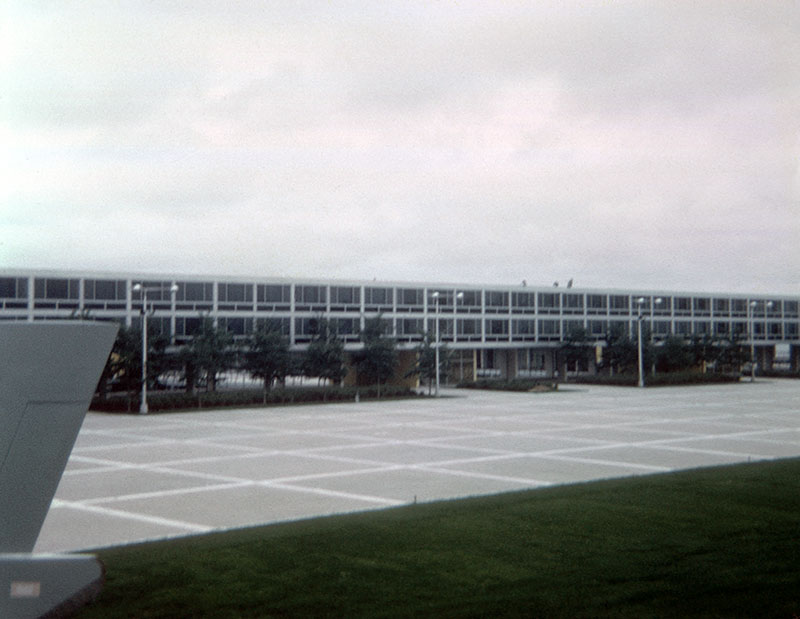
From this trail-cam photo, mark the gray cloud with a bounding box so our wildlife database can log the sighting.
[1,1,798,294]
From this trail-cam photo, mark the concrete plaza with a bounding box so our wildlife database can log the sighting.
[35,380,800,553]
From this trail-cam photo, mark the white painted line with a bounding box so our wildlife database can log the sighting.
[80,481,256,505]
[411,465,554,487]
[50,499,212,533]
[260,481,405,506]
[530,453,670,472]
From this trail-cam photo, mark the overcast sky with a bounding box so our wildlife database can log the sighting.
[1,1,798,294]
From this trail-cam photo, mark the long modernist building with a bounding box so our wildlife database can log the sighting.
[1,269,798,378]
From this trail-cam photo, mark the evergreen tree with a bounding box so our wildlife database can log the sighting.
[352,315,397,396]
[185,315,235,392]
[656,336,694,373]
[406,331,445,394]
[602,323,637,375]
[559,325,592,378]
[246,325,291,402]
[302,317,346,386]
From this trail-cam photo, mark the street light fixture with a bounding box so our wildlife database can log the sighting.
[455,291,464,382]
[431,291,440,397]
[749,300,774,382]
[132,282,179,414]
[747,300,764,382]
[650,297,663,375]
[636,297,646,388]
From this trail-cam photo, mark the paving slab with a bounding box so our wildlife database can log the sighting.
[33,379,800,553]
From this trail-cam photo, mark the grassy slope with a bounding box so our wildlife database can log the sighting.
[78,458,800,618]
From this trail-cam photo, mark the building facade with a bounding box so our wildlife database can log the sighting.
[1,269,798,378]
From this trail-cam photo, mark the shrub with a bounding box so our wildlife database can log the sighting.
[90,385,419,413]
[457,379,558,392]
[570,372,740,387]
[759,369,800,379]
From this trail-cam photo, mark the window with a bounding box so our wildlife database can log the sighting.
[365,287,393,308]
[85,279,126,301]
[512,319,535,339]
[398,288,423,308]
[785,301,799,318]
[766,300,782,317]
[0,277,28,300]
[538,293,560,314]
[538,319,560,340]
[34,278,79,299]
[563,293,584,314]
[486,319,508,337]
[457,318,481,339]
[131,281,175,310]
[218,283,253,303]
[457,290,481,312]
[295,285,327,306]
[430,290,455,308]
[609,295,629,314]
[654,297,671,315]
[477,349,495,370]
[731,299,748,317]
[258,284,290,304]
[518,349,546,373]
[294,317,315,340]
[485,291,508,311]
[693,298,711,316]
[397,318,423,339]
[512,291,535,311]
[438,318,454,339]
[587,294,607,313]
[674,297,691,315]
[330,286,360,307]
[177,282,213,302]
[588,320,606,338]
[33,277,79,309]
[713,298,730,316]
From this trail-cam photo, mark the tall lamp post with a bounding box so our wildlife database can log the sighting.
[132,283,178,414]
[748,300,757,382]
[650,297,663,375]
[455,291,464,382]
[750,300,774,382]
[636,297,646,388]
[431,292,441,397]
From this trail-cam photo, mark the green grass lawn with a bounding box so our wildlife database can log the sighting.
[77,458,800,618]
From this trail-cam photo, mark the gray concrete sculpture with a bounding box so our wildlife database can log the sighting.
[0,321,118,618]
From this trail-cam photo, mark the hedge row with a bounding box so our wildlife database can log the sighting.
[569,372,741,387]
[758,369,800,379]
[457,379,559,392]
[91,385,420,413]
